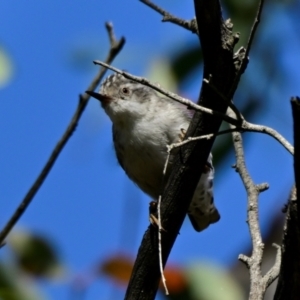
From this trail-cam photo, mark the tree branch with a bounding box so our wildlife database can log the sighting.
[93,61,294,157]
[274,97,300,299]
[263,243,281,287]
[229,0,265,97]
[205,78,293,155]
[124,0,245,298]
[93,61,239,125]
[241,121,294,155]
[291,96,300,227]
[140,0,198,34]
[231,126,280,300]
[0,23,125,246]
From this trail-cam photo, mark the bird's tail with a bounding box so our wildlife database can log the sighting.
[187,156,220,232]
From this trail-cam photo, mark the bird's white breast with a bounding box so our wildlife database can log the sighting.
[113,107,189,199]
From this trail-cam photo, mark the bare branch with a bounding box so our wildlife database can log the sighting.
[0,23,125,246]
[291,97,300,205]
[243,0,265,73]
[231,128,267,300]
[230,111,281,298]
[229,0,265,97]
[204,77,242,120]
[124,0,239,297]
[205,77,294,155]
[156,127,240,295]
[95,61,294,157]
[105,22,118,47]
[238,254,251,267]
[157,195,168,295]
[87,23,125,94]
[274,190,300,300]
[256,183,269,192]
[93,60,239,126]
[263,243,282,287]
[167,128,238,152]
[140,0,198,34]
[241,121,294,155]
[274,97,300,299]
[124,0,270,295]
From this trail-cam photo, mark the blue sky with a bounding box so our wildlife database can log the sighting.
[0,0,299,299]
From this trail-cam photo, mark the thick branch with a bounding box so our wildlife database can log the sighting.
[274,97,300,299]
[124,0,239,298]
[291,97,300,222]
[0,23,125,246]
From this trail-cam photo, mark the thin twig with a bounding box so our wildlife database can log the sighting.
[243,0,265,74]
[229,0,265,97]
[242,121,294,155]
[93,60,240,125]
[167,128,239,153]
[203,77,242,120]
[156,123,239,296]
[156,145,173,296]
[0,23,125,245]
[140,0,198,34]
[93,61,294,156]
[204,78,294,155]
[157,127,243,293]
[105,22,117,46]
[155,127,239,290]
[157,195,168,295]
[263,243,282,287]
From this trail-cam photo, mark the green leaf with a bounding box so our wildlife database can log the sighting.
[8,230,63,279]
[0,46,13,88]
[0,262,45,300]
[184,261,244,300]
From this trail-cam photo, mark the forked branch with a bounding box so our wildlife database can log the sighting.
[93,61,294,156]
[231,126,281,300]
[0,23,125,246]
[227,15,286,285]
[140,0,198,34]
[125,0,241,298]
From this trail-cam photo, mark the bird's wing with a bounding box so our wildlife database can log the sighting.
[112,125,125,170]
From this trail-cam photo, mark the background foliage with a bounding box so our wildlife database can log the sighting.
[0,0,298,299]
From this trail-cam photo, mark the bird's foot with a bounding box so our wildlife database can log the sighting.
[178,128,187,142]
[149,201,166,232]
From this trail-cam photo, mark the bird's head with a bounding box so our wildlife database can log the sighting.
[86,74,157,125]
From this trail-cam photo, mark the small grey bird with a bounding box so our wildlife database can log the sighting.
[86,73,220,231]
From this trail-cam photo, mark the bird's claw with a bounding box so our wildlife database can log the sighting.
[149,201,166,232]
[178,128,187,142]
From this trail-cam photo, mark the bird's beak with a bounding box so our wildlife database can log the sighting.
[85,91,112,104]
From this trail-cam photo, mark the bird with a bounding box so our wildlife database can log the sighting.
[86,73,220,231]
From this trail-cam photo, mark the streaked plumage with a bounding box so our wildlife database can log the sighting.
[89,74,220,231]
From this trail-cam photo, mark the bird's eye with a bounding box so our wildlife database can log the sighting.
[122,87,129,94]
